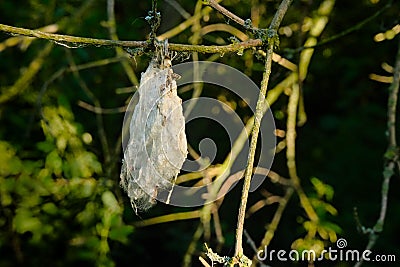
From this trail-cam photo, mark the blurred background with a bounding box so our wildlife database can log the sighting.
[0,0,399,266]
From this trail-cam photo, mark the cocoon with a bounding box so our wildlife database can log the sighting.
[120,56,187,213]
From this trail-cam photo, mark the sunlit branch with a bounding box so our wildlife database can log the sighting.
[183,224,204,267]
[0,23,147,48]
[0,23,263,53]
[234,0,293,258]
[133,210,201,227]
[204,0,249,29]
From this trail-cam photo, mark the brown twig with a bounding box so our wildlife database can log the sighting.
[205,0,249,29]
[77,100,126,114]
[251,187,294,266]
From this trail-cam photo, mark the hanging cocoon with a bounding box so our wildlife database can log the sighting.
[120,55,187,213]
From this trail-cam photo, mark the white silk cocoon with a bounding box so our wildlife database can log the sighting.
[120,59,187,212]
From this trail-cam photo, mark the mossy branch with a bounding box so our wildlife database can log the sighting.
[0,23,147,48]
[0,23,262,54]
[234,0,293,259]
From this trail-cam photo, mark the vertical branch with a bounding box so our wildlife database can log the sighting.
[234,0,293,258]
[354,37,400,267]
[189,0,212,241]
[285,0,335,226]
[184,0,204,118]
[148,0,161,43]
[386,42,400,150]
[286,83,318,222]
[182,224,204,267]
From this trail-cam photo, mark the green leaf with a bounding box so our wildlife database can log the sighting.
[109,225,134,244]
[45,150,63,176]
[36,140,55,153]
[310,177,334,201]
[42,202,58,215]
[101,191,120,212]
[68,152,102,178]
[0,141,22,176]
[69,178,96,198]
[13,208,42,235]
[0,177,15,206]
[76,202,97,225]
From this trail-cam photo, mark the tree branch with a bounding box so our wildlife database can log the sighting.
[354,37,400,267]
[234,0,293,259]
[0,23,262,53]
[169,39,262,52]
[0,23,147,48]
[205,0,250,29]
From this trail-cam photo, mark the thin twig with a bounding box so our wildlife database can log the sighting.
[234,0,293,258]
[205,0,248,29]
[354,36,400,267]
[36,56,124,111]
[243,229,258,254]
[183,224,204,267]
[212,208,225,245]
[0,43,53,104]
[165,0,191,19]
[286,83,318,222]
[133,210,201,227]
[148,0,161,43]
[66,51,111,164]
[251,187,294,267]
[200,23,248,41]
[169,39,262,52]
[285,0,336,224]
[77,100,126,114]
[157,6,213,41]
[199,256,212,267]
